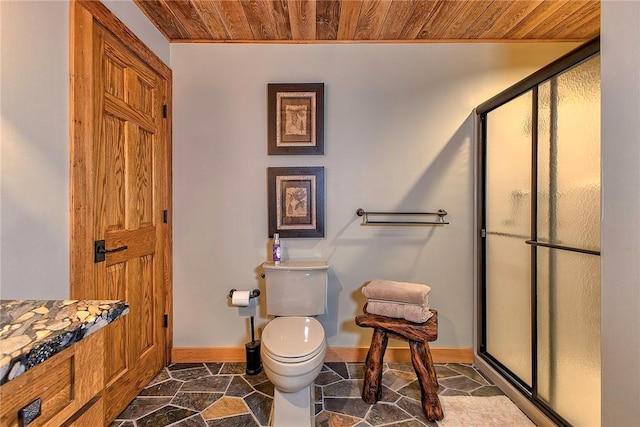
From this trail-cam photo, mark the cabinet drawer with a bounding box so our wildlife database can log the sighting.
[0,330,104,427]
[0,348,74,426]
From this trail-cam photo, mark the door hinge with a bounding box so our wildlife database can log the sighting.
[162,104,168,118]
[163,314,168,328]
[481,229,487,238]
[163,210,168,224]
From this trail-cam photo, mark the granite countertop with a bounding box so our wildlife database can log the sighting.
[0,299,129,385]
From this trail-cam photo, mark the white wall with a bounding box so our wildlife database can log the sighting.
[601,1,640,424]
[0,0,168,298]
[171,43,576,349]
[0,1,69,299]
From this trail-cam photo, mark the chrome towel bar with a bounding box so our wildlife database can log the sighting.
[356,208,449,226]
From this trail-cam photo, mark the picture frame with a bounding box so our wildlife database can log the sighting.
[267,83,324,155]
[267,167,325,238]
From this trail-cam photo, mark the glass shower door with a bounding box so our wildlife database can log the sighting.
[535,55,601,426]
[484,91,533,388]
[480,49,600,426]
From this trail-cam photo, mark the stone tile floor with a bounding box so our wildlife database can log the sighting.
[110,362,505,427]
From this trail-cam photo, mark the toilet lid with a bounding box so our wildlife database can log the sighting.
[262,317,325,361]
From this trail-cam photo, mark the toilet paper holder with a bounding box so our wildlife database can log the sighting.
[228,288,261,299]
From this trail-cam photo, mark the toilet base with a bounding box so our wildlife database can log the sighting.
[270,384,315,427]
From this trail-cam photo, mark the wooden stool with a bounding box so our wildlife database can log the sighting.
[355,309,443,421]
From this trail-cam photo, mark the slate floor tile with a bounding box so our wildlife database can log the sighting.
[365,402,412,425]
[254,380,274,397]
[314,370,344,386]
[322,379,364,398]
[172,415,208,427]
[115,397,173,419]
[171,392,223,411]
[181,375,232,393]
[315,410,360,427]
[325,362,350,379]
[201,396,248,420]
[347,363,366,379]
[148,369,171,386]
[170,367,212,381]
[136,406,197,427]
[226,376,254,397]
[324,397,371,418]
[115,362,506,427]
[220,362,246,375]
[139,379,184,397]
[205,413,259,427]
[205,363,223,375]
[471,385,504,397]
[244,391,273,426]
[446,363,491,385]
[438,375,484,393]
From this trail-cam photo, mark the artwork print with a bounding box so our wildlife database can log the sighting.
[268,84,324,155]
[267,167,325,238]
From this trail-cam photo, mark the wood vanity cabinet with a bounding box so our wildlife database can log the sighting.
[0,328,105,427]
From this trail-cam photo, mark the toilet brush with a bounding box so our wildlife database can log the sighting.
[245,315,262,375]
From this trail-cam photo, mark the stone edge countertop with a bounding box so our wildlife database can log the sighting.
[0,299,129,385]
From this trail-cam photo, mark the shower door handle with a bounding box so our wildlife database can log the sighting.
[525,240,600,256]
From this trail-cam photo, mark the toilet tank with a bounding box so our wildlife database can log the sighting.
[263,261,329,316]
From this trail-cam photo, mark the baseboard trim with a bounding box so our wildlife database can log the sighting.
[172,346,473,364]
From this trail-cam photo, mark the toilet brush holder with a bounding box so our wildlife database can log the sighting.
[245,316,262,375]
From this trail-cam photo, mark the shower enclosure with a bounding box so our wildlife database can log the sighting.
[476,40,600,426]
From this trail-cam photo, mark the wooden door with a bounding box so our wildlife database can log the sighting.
[71,1,172,423]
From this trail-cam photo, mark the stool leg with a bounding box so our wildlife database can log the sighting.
[409,340,443,421]
[422,341,439,388]
[362,327,388,404]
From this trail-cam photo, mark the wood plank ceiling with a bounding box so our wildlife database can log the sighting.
[134,0,600,43]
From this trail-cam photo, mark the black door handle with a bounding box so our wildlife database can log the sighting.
[94,240,128,263]
[97,245,128,254]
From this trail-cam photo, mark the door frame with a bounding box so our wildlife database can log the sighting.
[69,0,173,362]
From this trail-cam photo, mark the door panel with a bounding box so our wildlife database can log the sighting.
[537,56,601,252]
[535,55,601,425]
[71,2,170,423]
[97,28,165,422]
[484,91,533,386]
[536,248,600,426]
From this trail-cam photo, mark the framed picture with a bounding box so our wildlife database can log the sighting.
[267,83,324,155]
[267,167,325,238]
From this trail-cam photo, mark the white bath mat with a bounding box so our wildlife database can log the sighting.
[437,396,536,427]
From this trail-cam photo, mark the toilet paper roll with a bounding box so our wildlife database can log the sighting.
[231,290,251,307]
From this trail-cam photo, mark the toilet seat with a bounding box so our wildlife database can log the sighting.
[262,316,325,363]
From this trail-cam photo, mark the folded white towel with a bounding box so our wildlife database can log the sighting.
[362,280,431,305]
[365,300,433,323]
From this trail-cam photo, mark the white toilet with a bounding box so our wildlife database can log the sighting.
[261,261,329,427]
